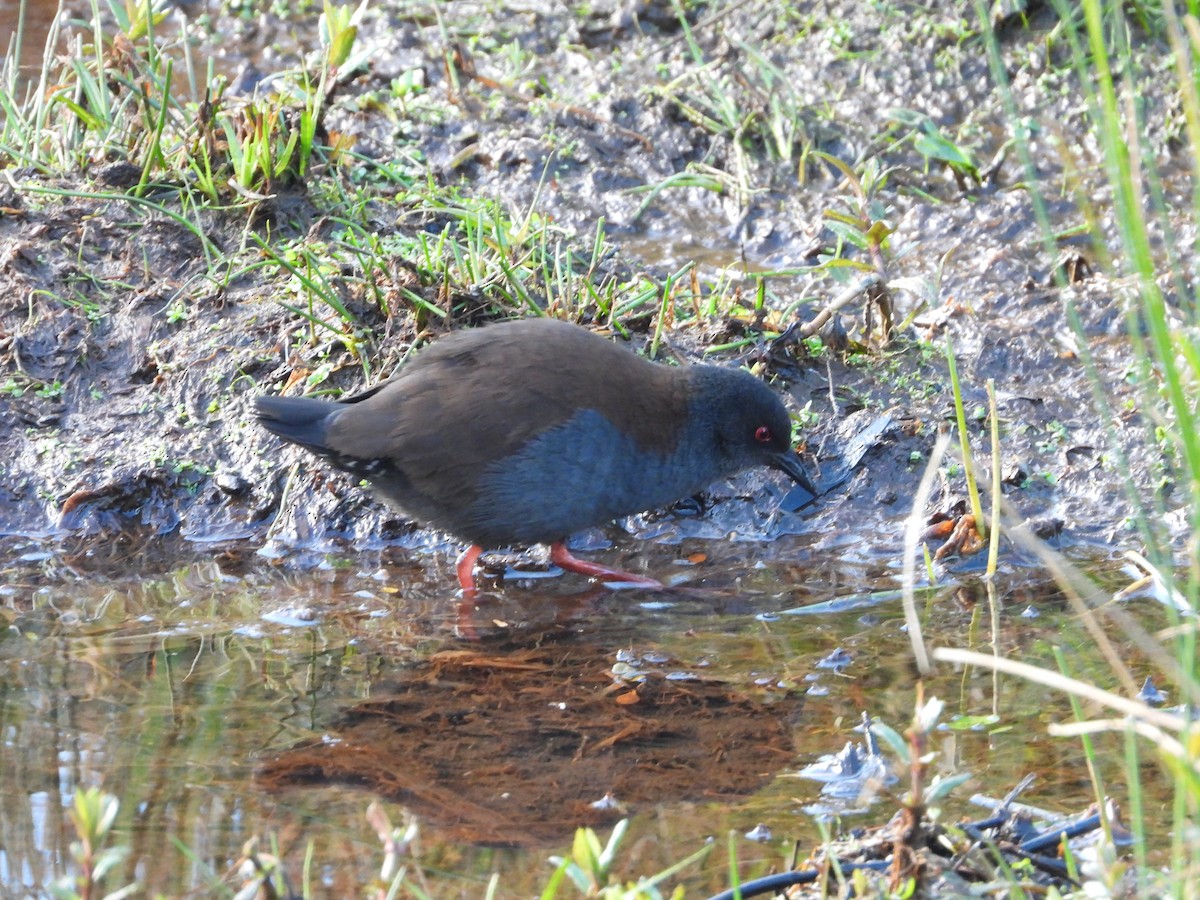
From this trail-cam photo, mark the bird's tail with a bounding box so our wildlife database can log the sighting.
[253,395,337,454]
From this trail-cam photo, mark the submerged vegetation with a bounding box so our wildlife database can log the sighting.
[2,0,1200,896]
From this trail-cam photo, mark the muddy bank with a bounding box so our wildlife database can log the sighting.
[0,1,1178,576]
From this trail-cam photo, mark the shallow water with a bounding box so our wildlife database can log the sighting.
[0,531,1175,897]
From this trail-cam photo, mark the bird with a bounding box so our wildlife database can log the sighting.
[254,317,817,594]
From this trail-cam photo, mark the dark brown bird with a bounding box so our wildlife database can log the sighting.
[255,318,816,593]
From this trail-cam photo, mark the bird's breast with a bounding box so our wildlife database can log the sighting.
[455,409,718,547]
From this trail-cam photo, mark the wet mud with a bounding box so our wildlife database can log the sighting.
[0,1,1177,570]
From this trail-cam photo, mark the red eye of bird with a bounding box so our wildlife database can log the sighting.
[755,426,772,444]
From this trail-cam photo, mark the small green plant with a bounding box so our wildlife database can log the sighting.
[104,0,171,43]
[51,787,136,900]
[232,835,291,900]
[546,819,710,899]
[885,108,983,188]
[808,152,898,346]
[872,695,974,816]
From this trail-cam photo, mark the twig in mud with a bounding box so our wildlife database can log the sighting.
[772,274,886,346]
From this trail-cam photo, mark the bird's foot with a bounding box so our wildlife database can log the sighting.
[549,541,663,589]
[456,541,662,597]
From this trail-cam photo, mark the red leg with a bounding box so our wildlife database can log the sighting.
[549,541,662,589]
[453,545,486,641]
[456,544,484,595]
